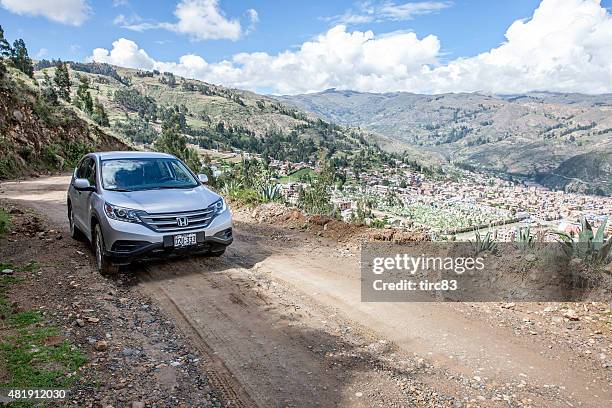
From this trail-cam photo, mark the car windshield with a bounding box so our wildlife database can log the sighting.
[101,158,199,191]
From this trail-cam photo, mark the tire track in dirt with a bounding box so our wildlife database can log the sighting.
[135,256,351,407]
[139,268,257,408]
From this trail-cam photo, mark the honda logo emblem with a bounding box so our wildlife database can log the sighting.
[176,216,189,227]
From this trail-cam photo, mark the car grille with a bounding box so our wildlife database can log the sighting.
[139,207,216,233]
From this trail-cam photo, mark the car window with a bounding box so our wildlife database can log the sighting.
[168,160,194,183]
[77,157,96,187]
[76,157,89,179]
[85,158,96,187]
[101,158,199,191]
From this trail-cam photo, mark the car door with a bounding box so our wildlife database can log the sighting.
[81,157,98,239]
[70,157,89,231]
[73,157,96,235]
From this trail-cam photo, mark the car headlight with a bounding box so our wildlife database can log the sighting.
[104,202,143,223]
[211,198,227,215]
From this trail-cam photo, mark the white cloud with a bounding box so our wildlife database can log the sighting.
[91,0,612,95]
[245,8,258,34]
[246,8,259,24]
[166,0,241,41]
[115,0,254,41]
[423,0,612,94]
[380,1,453,20]
[112,13,158,32]
[89,38,155,70]
[326,1,453,24]
[0,0,91,26]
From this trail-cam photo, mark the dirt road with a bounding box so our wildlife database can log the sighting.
[1,175,610,407]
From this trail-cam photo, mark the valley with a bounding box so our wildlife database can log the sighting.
[279,89,612,195]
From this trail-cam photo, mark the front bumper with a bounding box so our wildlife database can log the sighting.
[99,209,233,264]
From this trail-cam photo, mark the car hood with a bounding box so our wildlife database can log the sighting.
[103,186,221,214]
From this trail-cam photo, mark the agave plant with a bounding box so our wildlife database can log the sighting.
[555,217,611,265]
[258,183,282,203]
[221,180,242,197]
[470,230,497,254]
[515,226,535,250]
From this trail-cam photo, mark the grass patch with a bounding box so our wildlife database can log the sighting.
[0,209,10,235]
[17,261,40,273]
[278,167,316,183]
[0,262,87,403]
[9,311,42,327]
[1,327,86,388]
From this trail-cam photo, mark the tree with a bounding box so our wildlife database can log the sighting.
[10,38,33,77]
[76,76,93,114]
[54,61,71,101]
[92,98,109,126]
[154,113,201,172]
[41,71,58,104]
[0,25,11,58]
[297,161,335,215]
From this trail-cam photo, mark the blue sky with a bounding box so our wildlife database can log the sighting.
[2,1,612,94]
[1,1,556,62]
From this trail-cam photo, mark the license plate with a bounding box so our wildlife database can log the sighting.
[173,233,197,247]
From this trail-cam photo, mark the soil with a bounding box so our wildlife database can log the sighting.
[0,175,610,408]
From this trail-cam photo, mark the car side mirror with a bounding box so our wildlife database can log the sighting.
[73,178,94,191]
[198,174,209,184]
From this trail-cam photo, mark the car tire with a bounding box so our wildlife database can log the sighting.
[93,224,118,276]
[68,204,85,241]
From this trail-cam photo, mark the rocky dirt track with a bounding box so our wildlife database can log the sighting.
[1,175,610,408]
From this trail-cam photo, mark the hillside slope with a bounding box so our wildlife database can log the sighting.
[34,64,393,167]
[537,150,612,196]
[278,89,612,193]
[0,66,129,178]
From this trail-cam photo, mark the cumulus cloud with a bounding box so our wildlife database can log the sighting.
[326,1,453,24]
[90,38,155,70]
[92,0,612,95]
[165,0,241,41]
[0,0,91,26]
[115,0,253,41]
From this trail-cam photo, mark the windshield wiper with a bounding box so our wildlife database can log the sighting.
[108,188,132,192]
[149,186,196,190]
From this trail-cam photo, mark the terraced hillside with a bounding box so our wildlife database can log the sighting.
[0,65,129,179]
[33,63,393,167]
[279,89,612,194]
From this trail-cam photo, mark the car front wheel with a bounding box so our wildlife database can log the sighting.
[93,224,118,276]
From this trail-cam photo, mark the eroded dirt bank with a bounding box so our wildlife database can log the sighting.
[1,175,610,408]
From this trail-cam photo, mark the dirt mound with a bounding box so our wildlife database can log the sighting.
[240,202,426,244]
[367,229,428,243]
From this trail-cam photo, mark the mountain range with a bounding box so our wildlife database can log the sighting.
[278,89,612,195]
[2,59,610,196]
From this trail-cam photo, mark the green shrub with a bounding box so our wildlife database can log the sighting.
[0,209,10,235]
[470,230,497,254]
[61,140,92,168]
[370,218,387,229]
[230,188,261,206]
[0,155,19,179]
[41,144,60,168]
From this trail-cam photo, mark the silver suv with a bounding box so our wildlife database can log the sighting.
[67,151,233,274]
